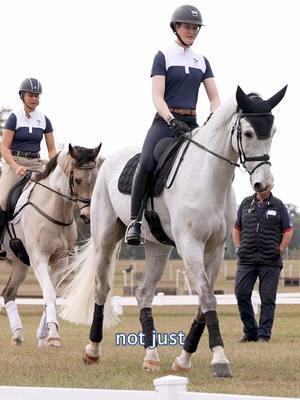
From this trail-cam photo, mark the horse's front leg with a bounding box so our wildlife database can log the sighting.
[174,240,232,378]
[136,241,172,372]
[31,255,61,348]
[2,260,28,345]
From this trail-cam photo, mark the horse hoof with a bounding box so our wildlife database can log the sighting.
[82,349,100,365]
[171,358,191,372]
[211,362,233,378]
[11,329,24,345]
[37,338,48,348]
[11,336,24,345]
[47,337,61,348]
[142,359,160,372]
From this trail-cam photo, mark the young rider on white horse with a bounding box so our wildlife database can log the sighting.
[125,5,220,245]
[0,78,57,258]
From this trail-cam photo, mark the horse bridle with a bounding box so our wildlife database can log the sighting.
[30,161,97,208]
[20,161,98,226]
[184,112,272,175]
[68,162,97,211]
[232,112,271,175]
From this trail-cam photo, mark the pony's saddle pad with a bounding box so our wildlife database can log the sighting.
[118,136,184,196]
[6,173,32,221]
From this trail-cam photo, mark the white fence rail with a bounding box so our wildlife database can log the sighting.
[1,292,300,316]
[0,375,299,400]
[111,291,300,316]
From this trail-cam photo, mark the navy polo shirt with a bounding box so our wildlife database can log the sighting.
[151,42,214,110]
[5,109,53,153]
[235,194,292,233]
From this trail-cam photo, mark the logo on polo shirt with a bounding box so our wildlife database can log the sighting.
[193,58,199,63]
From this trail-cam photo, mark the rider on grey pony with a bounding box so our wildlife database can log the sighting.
[125,4,220,245]
[0,78,56,259]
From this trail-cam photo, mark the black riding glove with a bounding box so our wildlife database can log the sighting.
[169,118,190,137]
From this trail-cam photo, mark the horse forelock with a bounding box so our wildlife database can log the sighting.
[72,146,98,167]
[35,152,60,182]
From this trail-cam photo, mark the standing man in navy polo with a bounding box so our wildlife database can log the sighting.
[232,186,293,342]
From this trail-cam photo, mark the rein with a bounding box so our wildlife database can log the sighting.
[184,112,271,175]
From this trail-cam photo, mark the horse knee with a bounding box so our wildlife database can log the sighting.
[2,286,17,303]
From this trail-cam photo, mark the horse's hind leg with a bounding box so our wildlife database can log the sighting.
[83,218,125,365]
[2,260,28,345]
[136,241,172,372]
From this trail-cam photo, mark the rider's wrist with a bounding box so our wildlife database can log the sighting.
[165,114,174,125]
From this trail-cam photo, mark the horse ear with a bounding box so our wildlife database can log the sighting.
[68,143,77,160]
[93,143,102,159]
[236,86,253,111]
[266,85,288,110]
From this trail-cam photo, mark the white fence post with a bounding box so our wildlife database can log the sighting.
[251,291,260,316]
[153,375,188,400]
[111,296,123,316]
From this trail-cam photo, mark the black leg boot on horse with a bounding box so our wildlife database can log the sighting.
[0,207,8,259]
[125,164,152,246]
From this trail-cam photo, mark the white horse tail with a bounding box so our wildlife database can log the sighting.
[58,238,97,325]
[59,237,121,328]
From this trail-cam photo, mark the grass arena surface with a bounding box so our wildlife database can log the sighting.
[0,259,300,397]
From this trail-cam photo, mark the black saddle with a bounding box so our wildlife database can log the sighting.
[6,173,32,220]
[118,136,187,197]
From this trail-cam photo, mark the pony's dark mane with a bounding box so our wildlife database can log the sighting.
[72,146,97,167]
[35,152,60,182]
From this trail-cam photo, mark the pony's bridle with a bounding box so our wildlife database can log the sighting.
[68,162,97,210]
[231,112,271,175]
[20,161,98,226]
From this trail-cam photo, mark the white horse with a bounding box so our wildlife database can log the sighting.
[1,144,100,347]
[60,86,286,377]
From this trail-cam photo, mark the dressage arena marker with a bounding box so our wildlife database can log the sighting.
[0,375,299,400]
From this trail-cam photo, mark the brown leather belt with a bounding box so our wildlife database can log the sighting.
[11,150,40,159]
[169,107,196,116]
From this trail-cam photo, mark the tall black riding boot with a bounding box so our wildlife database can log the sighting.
[125,164,152,246]
[0,208,8,259]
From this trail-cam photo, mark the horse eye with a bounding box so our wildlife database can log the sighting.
[244,131,253,138]
[75,178,82,185]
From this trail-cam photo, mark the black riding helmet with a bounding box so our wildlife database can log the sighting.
[19,78,42,100]
[170,5,204,32]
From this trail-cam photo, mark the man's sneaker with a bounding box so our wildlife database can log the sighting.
[238,334,258,343]
[125,220,143,246]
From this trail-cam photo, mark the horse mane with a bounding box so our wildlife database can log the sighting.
[35,152,60,182]
[72,146,97,167]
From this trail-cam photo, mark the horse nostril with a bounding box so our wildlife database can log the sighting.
[80,215,90,224]
[253,182,263,192]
